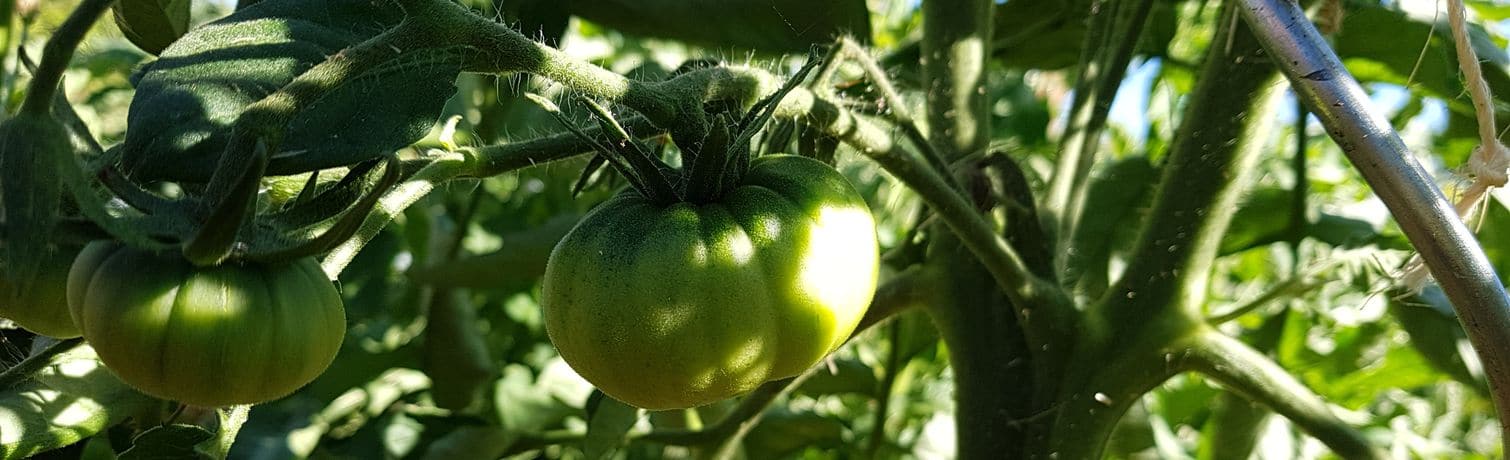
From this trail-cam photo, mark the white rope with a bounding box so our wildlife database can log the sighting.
[1401,0,1510,292]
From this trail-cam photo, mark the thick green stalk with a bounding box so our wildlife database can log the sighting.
[1185,330,1384,459]
[921,0,992,160]
[921,0,1056,456]
[1042,0,1117,235]
[1046,11,1284,457]
[1056,0,1157,291]
[1197,307,1290,460]
[1094,9,1281,327]
[924,240,1039,456]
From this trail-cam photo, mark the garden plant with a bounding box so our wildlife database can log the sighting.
[4,0,1510,458]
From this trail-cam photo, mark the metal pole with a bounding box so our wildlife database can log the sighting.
[1237,0,1510,448]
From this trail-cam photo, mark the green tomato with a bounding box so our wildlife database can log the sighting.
[67,241,346,406]
[0,248,81,338]
[542,154,879,410]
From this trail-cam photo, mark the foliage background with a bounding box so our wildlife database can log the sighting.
[5,0,1510,458]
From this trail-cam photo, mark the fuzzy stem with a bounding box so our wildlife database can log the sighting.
[920,0,992,160]
[836,37,961,194]
[18,0,112,116]
[1185,329,1384,459]
[1041,0,1117,240]
[1055,0,1157,287]
[321,154,468,276]
[0,338,84,390]
[1097,8,1281,325]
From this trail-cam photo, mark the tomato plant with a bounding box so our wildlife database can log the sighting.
[7,0,1510,458]
[66,241,345,407]
[543,154,878,409]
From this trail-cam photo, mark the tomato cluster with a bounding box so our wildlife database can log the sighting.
[543,154,879,409]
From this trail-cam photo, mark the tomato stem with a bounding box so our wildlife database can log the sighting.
[0,337,83,390]
[247,157,402,263]
[16,0,111,117]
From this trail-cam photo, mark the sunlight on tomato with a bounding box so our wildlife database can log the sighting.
[68,241,346,406]
[541,155,879,410]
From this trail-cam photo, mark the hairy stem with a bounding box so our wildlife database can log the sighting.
[1045,9,1283,457]
[1185,329,1383,459]
[0,338,84,390]
[920,0,992,160]
[321,154,469,276]
[1055,0,1157,288]
[18,0,112,116]
[1096,8,1281,325]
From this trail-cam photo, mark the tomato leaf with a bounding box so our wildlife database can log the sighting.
[1220,186,1403,255]
[741,410,845,458]
[583,391,639,459]
[0,344,157,459]
[567,0,870,52]
[121,0,460,182]
[423,289,497,411]
[794,358,877,397]
[120,425,214,460]
[406,214,579,289]
[111,0,192,55]
[1063,156,1158,295]
[1391,287,1489,395]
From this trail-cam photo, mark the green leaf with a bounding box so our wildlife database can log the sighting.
[494,365,575,434]
[1468,0,1510,22]
[421,427,511,460]
[1220,186,1393,254]
[566,0,870,52]
[741,410,845,458]
[422,289,497,411]
[1320,344,1446,410]
[0,345,157,460]
[1065,156,1158,295]
[121,0,461,182]
[794,358,877,397]
[1334,2,1510,159]
[111,0,192,55]
[582,391,639,459]
[990,0,1084,69]
[406,214,580,289]
[1391,287,1488,394]
[120,425,214,460]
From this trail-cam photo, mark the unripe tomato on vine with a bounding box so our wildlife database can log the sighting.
[536,72,879,410]
[67,241,346,407]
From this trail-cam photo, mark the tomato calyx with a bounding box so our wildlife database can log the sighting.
[537,51,824,207]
